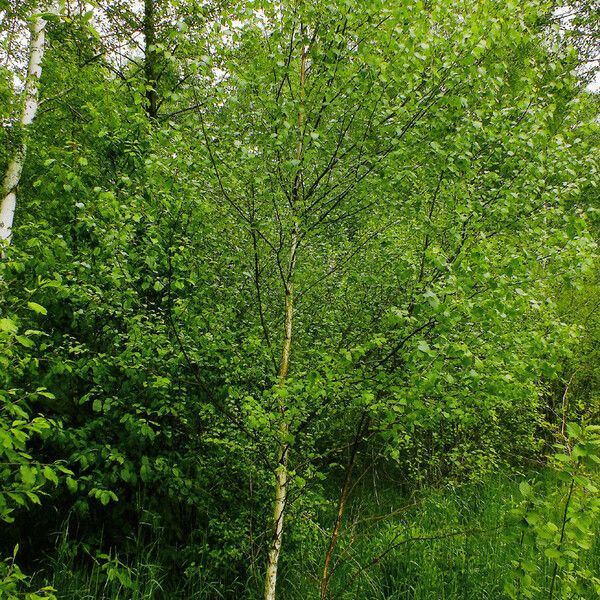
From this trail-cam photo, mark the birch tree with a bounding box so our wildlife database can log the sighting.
[187,2,598,598]
[0,2,50,243]
[190,2,567,597]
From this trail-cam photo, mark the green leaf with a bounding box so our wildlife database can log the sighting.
[544,547,562,561]
[140,459,151,483]
[417,340,431,354]
[43,465,59,486]
[0,318,18,333]
[15,335,35,348]
[519,481,532,497]
[19,465,36,487]
[27,302,47,315]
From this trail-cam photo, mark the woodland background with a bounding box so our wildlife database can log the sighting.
[0,1,599,599]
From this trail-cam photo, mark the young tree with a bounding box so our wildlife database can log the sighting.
[188,2,598,597]
[0,2,50,242]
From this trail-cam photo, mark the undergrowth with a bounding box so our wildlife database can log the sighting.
[25,470,600,599]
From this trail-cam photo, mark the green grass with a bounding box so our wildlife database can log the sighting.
[281,472,600,600]
[30,471,600,599]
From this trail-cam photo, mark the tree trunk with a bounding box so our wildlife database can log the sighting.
[144,0,159,119]
[263,257,297,600]
[320,412,368,600]
[263,27,307,600]
[0,6,48,242]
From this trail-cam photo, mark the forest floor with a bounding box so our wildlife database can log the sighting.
[32,470,600,599]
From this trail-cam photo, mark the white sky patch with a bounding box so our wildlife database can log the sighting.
[554,4,599,92]
[0,3,597,101]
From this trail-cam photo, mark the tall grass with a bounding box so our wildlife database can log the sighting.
[31,472,599,599]
[281,473,600,600]
[40,513,166,600]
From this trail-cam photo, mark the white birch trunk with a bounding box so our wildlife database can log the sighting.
[263,31,306,600]
[0,6,48,242]
[263,260,296,600]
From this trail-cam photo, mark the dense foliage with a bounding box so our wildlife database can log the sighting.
[0,1,598,599]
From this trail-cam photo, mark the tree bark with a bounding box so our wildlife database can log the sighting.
[320,411,368,600]
[0,5,48,242]
[560,372,576,440]
[263,27,306,600]
[263,259,297,600]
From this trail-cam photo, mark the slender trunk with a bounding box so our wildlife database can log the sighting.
[0,7,48,242]
[263,260,296,600]
[548,478,575,600]
[263,28,307,600]
[144,0,159,119]
[560,373,576,440]
[320,411,368,600]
